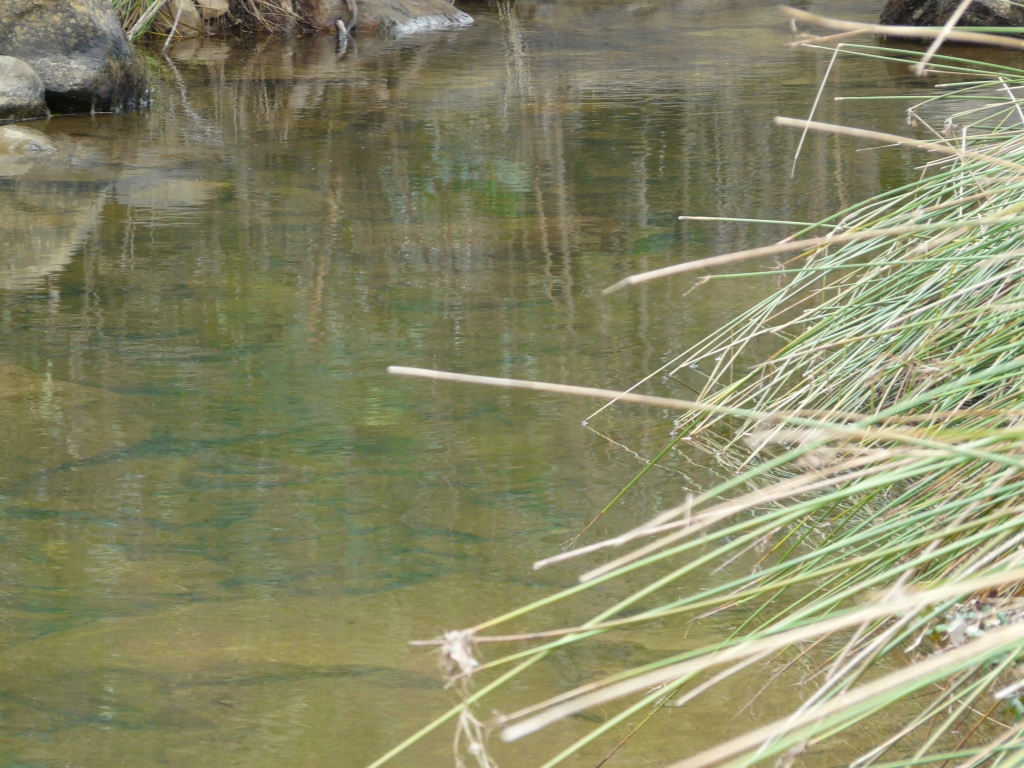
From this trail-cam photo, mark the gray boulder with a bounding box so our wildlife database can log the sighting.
[880,0,1024,28]
[0,0,147,113]
[0,56,47,122]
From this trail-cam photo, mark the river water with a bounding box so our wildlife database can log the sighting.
[0,1,929,766]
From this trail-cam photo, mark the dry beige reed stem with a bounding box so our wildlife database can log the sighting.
[497,567,1024,743]
[127,0,165,39]
[388,366,706,411]
[776,118,1024,174]
[665,621,1024,768]
[780,5,1024,51]
[913,0,976,76]
[603,211,1024,293]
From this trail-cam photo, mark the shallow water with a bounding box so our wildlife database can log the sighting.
[0,2,931,765]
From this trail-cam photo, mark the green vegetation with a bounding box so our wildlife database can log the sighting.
[111,0,163,39]
[381,40,1024,768]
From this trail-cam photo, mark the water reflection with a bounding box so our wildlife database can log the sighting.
[0,122,222,290]
[0,128,107,290]
[0,2,920,765]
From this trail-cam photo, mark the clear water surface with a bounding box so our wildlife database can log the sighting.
[0,2,933,765]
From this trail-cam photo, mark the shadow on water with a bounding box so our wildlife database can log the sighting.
[0,1,931,765]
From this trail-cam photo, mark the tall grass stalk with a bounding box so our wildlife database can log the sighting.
[378,31,1024,768]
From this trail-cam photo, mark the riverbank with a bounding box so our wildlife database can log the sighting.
[0,0,474,122]
[117,0,473,42]
[7,0,1024,124]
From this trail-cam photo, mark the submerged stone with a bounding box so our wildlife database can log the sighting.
[0,56,47,122]
[0,0,148,113]
[880,0,1024,29]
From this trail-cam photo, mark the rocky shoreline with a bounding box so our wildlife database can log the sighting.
[4,0,1024,125]
[0,0,471,123]
[0,0,147,121]
[146,0,472,40]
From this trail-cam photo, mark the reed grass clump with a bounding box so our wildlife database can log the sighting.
[379,26,1024,768]
[111,0,164,39]
[111,0,300,41]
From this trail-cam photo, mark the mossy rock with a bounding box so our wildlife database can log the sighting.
[0,0,148,113]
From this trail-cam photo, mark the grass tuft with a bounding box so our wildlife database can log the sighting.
[111,0,302,40]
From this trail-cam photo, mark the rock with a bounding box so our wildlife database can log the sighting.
[301,0,347,29]
[320,0,472,35]
[880,0,1024,28]
[0,56,47,122]
[153,0,204,39]
[196,0,230,21]
[0,0,147,113]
